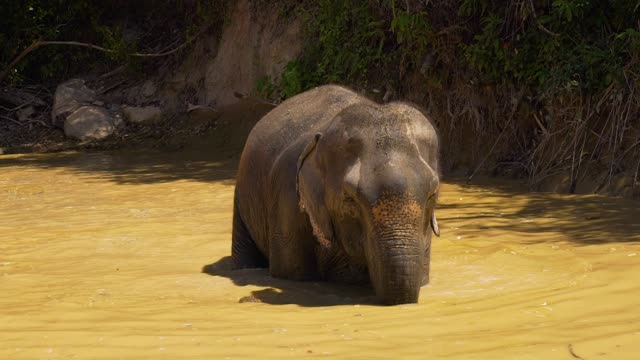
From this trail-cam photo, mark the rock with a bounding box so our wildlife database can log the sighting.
[539,172,572,193]
[611,176,635,198]
[51,79,122,140]
[112,112,124,128]
[0,87,47,109]
[122,105,163,124]
[141,80,157,97]
[52,79,96,128]
[186,104,220,123]
[16,106,35,122]
[168,72,187,93]
[64,106,115,140]
[419,51,436,76]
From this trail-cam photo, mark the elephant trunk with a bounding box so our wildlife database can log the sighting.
[367,228,424,305]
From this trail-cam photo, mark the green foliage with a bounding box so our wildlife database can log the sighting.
[272,0,639,100]
[459,1,640,94]
[264,0,436,95]
[95,25,135,63]
[280,60,304,99]
[464,15,506,83]
[256,0,393,99]
[0,0,229,85]
[255,60,305,101]
[390,8,433,72]
[256,76,277,100]
[303,0,386,84]
[458,0,489,17]
[0,0,97,84]
[3,0,638,101]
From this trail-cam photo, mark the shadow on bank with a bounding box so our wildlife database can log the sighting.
[0,98,274,185]
[440,177,640,245]
[202,256,377,307]
[1,95,637,246]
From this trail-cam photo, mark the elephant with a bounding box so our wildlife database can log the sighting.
[231,85,440,305]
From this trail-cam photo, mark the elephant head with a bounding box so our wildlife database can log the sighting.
[296,103,440,305]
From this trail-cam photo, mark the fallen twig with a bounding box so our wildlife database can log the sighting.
[97,79,126,95]
[99,65,126,79]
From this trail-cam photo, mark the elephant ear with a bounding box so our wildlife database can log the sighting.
[296,133,334,248]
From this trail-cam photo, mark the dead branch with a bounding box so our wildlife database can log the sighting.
[1,114,51,128]
[528,0,560,37]
[615,139,640,163]
[99,65,126,79]
[96,79,126,95]
[634,158,640,191]
[0,114,22,125]
[0,38,189,83]
[0,103,30,112]
[532,112,548,134]
[0,87,48,107]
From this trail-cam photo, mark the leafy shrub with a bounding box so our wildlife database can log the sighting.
[0,0,229,85]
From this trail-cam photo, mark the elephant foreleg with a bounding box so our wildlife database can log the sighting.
[231,205,268,269]
[267,203,318,281]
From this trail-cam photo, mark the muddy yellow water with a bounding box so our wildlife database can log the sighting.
[1,150,639,359]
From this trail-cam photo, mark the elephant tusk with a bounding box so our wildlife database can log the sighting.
[431,212,440,237]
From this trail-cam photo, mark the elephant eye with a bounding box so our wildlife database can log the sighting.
[341,193,359,217]
[343,193,357,205]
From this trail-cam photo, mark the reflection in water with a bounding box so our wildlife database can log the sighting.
[1,151,639,359]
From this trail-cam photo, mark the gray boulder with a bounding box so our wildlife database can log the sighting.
[64,106,115,140]
[16,106,36,122]
[141,80,157,97]
[122,105,162,124]
[187,103,220,123]
[52,79,96,128]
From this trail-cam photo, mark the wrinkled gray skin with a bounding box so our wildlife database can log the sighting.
[231,85,440,305]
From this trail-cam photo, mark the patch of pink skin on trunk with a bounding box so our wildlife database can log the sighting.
[372,193,421,230]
